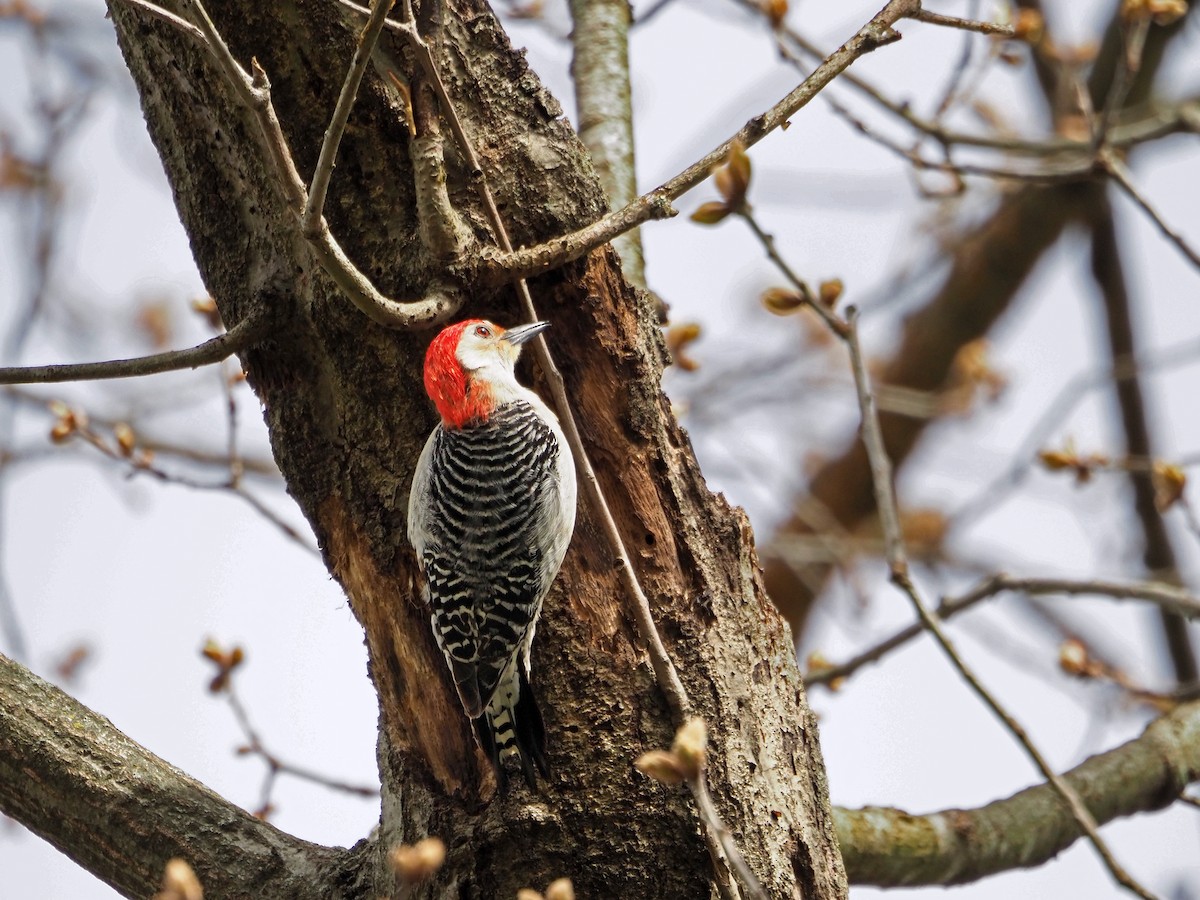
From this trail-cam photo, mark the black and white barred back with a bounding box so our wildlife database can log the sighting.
[414,399,567,784]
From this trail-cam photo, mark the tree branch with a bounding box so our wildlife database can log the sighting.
[806,575,1200,688]
[837,698,1200,886]
[0,652,355,900]
[760,0,1198,639]
[844,308,1158,899]
[569,0,645,286]
[1088,190,1196,684]
[122,0,461,329]
[474,0,920,284]
[0,312,269,385]
[301,0,395,238]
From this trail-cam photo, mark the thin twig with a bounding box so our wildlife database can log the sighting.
[469,0,921,284]
[1094,16,1151,150]
[760,2,1200,159]
[0,313,269,385]
[843,307,1160,900]
[121,0,460,328]
[911,8,1015,37]
[219,670,377,817]
[117,0,206,40]
[302,0,396,236]
[950,333,1200,527]
[1102,151,1200,271]
[806,574,1200,687]
[930,0,980,118]
[827,97,1097,183]
[689,775,768,900]
[57,411,319,556]
[220,363,244,487]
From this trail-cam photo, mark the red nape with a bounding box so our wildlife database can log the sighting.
[423,319,495,429]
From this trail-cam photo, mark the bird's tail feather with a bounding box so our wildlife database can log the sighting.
[474,663,547,791]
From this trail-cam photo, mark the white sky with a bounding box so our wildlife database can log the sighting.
[1,0,1199,897]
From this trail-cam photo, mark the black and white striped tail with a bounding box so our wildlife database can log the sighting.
[473,662,548,790]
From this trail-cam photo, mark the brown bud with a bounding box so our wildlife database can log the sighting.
[634,749,686,785]
[1147,0,1188,25]
[901,508,948,555]
[714,140,752,209]
[761,287,804,316]
[1152,460,1187,512]
[49,420,74,443]
[389,837,446,883]
[690,200,732,225]
[189,295,223,330]
[114,423,136,457]
[817,279,844,309]
[671,717,708,780]
[1012,8,1044,42]
[666,322,703,372]
[516,891,544,900]
[1058,638,1089,677]
[805,651,845,692]
[136,300,173,349]
[763,0,788,28]
[545,878,575,900]
[153,858,203,900]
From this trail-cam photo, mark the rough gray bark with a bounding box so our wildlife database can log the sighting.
[0,653,365,899]
[73,0,849,897]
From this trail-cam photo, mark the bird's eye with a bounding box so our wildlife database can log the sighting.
[474,325,491,338]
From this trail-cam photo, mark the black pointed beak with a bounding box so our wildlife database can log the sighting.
[504,320,550,346]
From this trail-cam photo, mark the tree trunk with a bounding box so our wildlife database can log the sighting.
[96,1,847,896]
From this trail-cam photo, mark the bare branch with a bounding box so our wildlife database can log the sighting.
[1088,195,1196,684]
[0,652,351,899]
[0,312,269,385]
[760,1,1200,159]
[1102,151,1200,271]
[807,574,1200,688]
[302,0,396,237]
[203,644,377,817]
[911,8,1016,37]
[475,0,921,284]
[121,0,462,329]
[843,307,1160,900]
[837,698,1200,886]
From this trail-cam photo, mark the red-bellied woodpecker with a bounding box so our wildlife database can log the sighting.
[408,319,577,788]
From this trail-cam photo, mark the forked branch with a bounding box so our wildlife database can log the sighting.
[122,0,461,328]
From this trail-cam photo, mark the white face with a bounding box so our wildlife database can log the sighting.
[455,321,520,374]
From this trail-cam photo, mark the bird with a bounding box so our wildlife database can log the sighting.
[408,318,577,788]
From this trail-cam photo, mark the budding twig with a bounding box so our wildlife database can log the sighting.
[842,308,1160,900]
[806,574,1200,688]
[0,312,269,385]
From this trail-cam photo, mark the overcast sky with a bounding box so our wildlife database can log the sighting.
[2,1,1198,897]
